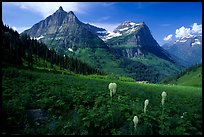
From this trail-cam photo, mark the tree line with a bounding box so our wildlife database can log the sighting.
[160,63,202,84]
[2,22,103,75]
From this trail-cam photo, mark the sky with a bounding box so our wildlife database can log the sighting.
[2,2,202,45]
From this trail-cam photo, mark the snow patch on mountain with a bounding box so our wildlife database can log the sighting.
[192,39,201,46]
[119,27,129,31]
[59,26,63,29]
[129,22,136,26]
[178,39,187,43]
[68,48,74,52]
[97,30,107,34]
[32,35,44,40]
[99,21,143,41]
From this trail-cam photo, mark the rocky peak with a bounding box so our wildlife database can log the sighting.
[54,6,66,14]
[68,11,75,15]
[58,6,63,11]
[113,21,144,34]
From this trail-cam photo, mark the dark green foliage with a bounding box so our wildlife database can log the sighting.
[160,64,202,85]
[2,23,103,75]
[2,67,202,135]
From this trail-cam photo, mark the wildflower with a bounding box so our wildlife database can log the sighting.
[110,90,113,97]
[161,91,167,106]
[183,112,187,115]
[144,99,149,114]
[108,82,117,97]
[133,116,139,129]
[162,91,167,99]
[181,112,187,118]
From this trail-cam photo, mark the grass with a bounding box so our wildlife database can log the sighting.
[75,48,127,75]
[132,53,180,75]
[2,66,202,135]
[169,66,202,87]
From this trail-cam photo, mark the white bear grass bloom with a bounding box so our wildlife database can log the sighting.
[144,99,149,114]
[161,91,167,106]
[108,83,117,97]
[133,116,139,129]
[181,112,187,118]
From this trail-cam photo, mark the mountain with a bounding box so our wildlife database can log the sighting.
[161,64,202,87]
[2,23,102,75]
[162,36,202,67]
[105,21,176,63]
[22,7,181,83]
[22,6,108,54]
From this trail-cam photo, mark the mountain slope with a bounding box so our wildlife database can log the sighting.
[2,23,102,75]
[172,65,202,87]
[22,7,108,54]
[161,64,202,87]
[105,21,176,63]
[22,7,181,83]
[103,21,182,82]
[162,36,202,67]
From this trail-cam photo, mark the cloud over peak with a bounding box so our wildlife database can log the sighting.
[175,23,202,39]
[191,23,202,34]
[9,2,89,18]
[163,34,173,41]
[175,26,192,39]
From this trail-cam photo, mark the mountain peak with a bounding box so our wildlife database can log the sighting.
[112,21,144,34]
[58,6,64,11]
[68,11,75,15]
[122,20,133,24]
[54,6,66,14]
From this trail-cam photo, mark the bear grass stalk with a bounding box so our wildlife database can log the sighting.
[160,91,167,134]
[132,116,139,135]
[108,82,117,129]
[144,99,149,114]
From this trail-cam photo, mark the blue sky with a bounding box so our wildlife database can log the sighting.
[2,2,202,45]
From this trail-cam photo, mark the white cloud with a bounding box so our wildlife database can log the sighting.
[175,23,202,39]
[87,22,120,31]
[9,2,90,18]
[163,34,173,41]
[175,26,192,39]
[7,2,117,18]
[191,23,202,34]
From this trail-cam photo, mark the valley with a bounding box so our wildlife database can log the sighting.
[21,7,183,83]
[2,4,202,135]
[2,65,202,135]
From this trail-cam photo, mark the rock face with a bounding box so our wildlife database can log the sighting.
[106,21,175,63]
[21,7,181,83]
[22,7,174,63]
[162,36,202,66]
[22,7,108,54]
[25,109,48,126]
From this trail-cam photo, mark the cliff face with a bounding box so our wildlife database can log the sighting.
[106,21,174,63]
[22,7,108,54]
[162,36,202,67]
[21,7,181,83]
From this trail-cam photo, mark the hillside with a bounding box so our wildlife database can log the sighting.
[2,23,102,75]
[2,66,202,135]
[21,8,181,83]
[162,36,202,67]
[168,65,202,87]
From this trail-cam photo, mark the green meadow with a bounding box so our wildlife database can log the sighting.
[2,66,202,135]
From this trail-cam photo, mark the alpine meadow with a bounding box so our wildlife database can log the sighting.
[2,2,202,135]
